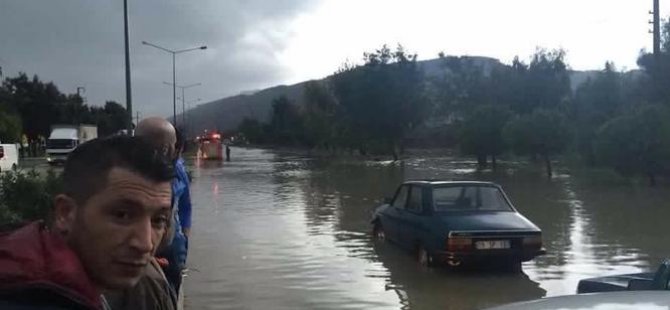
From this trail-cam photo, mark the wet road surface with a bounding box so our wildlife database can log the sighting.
[184,148,670,309]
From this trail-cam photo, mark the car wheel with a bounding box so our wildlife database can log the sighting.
[417,245,432,267]
[372,223,386,242]
[506,261,522,273]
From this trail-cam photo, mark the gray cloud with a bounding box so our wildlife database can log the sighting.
[0,0,319,118]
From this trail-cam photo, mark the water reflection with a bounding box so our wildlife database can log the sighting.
[373,242,545,310]
[184,148,668,310]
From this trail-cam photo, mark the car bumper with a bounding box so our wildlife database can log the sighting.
[433,248,546,265]
[46,154,68,163]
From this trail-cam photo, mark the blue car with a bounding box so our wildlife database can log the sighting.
[370,180,545,269]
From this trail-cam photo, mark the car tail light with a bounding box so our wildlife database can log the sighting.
[0,146,4,159]
[447,237,472,252]
[523,235,543,248]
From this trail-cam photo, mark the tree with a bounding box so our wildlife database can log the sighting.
[331,44,428,159]
[524,49,571,111]
[572,62,625,164]
[504,109,570,178]
[495,50,571,115]
[434,54,492,116]
[269,96,304,145]
[594,105,670,186]
[302,81,340,150]
[3,73,63,142]
[238,118,265,144]
[459,104,512,170]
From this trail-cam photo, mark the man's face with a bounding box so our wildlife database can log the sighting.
[159,134,177,161]
[56,167,172,290]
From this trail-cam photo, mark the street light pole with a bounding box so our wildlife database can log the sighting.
[142,41,206,125]
[123,0,133,132]
[163,82,200,128]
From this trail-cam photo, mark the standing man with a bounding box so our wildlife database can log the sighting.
[0,136,175,309]
[135,118,192,296]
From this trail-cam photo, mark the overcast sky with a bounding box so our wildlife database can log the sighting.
[0,0,668,118]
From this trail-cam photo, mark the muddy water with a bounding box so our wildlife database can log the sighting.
[184,148,670,309]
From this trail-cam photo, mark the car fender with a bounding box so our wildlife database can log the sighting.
[370,204,390,223]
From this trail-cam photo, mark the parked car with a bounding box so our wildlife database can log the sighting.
[485,291,670,310]
[577,259,670,294]
[0,143,19,172]
[370,181,545,269]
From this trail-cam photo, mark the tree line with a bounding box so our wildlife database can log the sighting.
[239,18,670,186]
[0,73,129,147]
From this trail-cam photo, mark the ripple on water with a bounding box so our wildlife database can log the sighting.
[185,148,664,309]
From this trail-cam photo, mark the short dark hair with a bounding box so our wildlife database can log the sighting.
[62,136,175,204]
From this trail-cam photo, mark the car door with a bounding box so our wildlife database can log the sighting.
[398,185,427,249]
[384,185,409,244]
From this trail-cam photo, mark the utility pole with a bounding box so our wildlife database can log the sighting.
[123,0,133,132]
[650,0,661,58]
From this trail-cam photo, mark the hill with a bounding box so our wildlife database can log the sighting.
[182,56,634,136]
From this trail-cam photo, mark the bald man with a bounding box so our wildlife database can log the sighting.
[135,117,192,297]
[135,117,177,159]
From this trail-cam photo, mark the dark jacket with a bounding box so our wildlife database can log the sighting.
[0,222,103,310]
[104,259,177,310]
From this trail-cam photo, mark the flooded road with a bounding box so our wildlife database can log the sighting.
[184,147,670,310]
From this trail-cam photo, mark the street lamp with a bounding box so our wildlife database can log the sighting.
[142,41,206,124]
[163,82,201,128]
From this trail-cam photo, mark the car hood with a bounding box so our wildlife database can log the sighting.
[432,211,540,234]
[485,291,670,310]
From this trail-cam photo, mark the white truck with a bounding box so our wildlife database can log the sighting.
[46,125,98,165]
[0,142,19,172]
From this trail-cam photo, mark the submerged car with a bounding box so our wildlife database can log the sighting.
[577,260,670,294]
[370,180,545,269]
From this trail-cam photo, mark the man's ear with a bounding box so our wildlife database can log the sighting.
[53,194,78,235]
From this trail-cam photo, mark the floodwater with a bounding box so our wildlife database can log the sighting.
[184,147,670,310]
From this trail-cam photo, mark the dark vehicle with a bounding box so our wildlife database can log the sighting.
[370,181,545,269]
[577,260,670,293]
[486,291,670,310]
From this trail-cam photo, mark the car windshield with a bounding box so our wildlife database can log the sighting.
[433,186,512,212]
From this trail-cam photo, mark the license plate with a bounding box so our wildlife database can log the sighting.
[475,240,510,250]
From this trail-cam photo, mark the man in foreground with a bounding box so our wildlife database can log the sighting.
[0,136,174,309]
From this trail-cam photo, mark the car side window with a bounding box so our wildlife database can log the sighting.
[392,185,409,209]
[407,186,422,212]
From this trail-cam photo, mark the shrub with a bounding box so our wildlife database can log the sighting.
[0,169,62,227]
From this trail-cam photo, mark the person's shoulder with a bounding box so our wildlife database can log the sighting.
[0,289,94,310]
[0,299,74,309]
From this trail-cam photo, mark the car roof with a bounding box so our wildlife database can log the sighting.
[402,180,498,187]
[485,291,670,310]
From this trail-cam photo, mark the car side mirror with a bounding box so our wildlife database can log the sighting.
[383,197,392,204]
